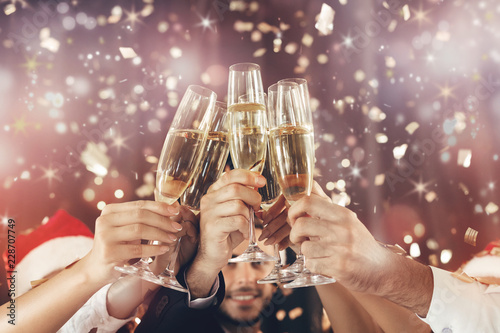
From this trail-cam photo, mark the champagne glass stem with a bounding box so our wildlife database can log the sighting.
[248,206,257,247]
[164,236,182,276]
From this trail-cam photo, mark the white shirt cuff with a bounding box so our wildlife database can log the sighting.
[58,283,136,333]
[184,270,220,310]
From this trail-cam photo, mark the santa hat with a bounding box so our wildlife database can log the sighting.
[2,210,94,297]
[461,240,500,285]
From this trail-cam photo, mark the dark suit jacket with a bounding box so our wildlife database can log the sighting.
[135,269,226,333]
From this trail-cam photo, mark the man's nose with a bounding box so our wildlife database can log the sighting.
[234,263,258,285]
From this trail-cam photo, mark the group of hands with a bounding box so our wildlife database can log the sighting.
[87,169,390,295]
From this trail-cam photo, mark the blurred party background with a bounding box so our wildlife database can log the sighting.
[0,0,499,320]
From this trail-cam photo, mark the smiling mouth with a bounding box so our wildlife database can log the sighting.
[230,295,257,301]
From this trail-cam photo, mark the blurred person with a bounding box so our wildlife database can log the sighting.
[0,201,198,333]
[286,185,500,333]
[137,169,382,333]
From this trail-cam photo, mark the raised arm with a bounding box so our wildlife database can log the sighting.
[288,192,434,317]
[0,200,181,333]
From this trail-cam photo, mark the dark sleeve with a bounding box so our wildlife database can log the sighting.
[135,267,225,333]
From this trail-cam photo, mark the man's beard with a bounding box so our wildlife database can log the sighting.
[216,287,271,328]
[216,308,261,328]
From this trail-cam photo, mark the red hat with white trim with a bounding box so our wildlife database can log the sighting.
[462,240,500,285]
[2,210,94,297]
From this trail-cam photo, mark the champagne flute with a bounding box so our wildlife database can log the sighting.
[257,84,297,284]
[269,79,336,288]
[181,101,230,212]
[227,62,277,263]
[116,85,216,292]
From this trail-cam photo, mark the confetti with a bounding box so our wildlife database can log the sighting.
[405,122,420,135]
[4,4,15,15]
[119,47,138,59]
[402,4,411,21]
[464,227,478,246]
[393,144,408,160]
[315,3,335,36]
[80,142,110,177]
[374,173,385,185]
[457,149,472,168]
[485,202,499,215]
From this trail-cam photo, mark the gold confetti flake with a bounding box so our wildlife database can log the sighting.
[405,121,420,135]
[322,133,334,142]
[464,227,478,246]
[253,48,266,57]
[119,47,138,59]
[457,149,472,167]
[368,106,386,122]
[234,20,254,32]
[388,19,398,32]
[458,182,469,195]
[393,144,408,160]
[41,38,60,53]
[402,4,411,21]
[4,4,16,15]
[374,173,385,186]
[257,22,274,34]
[485,202,499,215]
[375,133,388,143]
[80,142,110,177]
[315,3,335,36]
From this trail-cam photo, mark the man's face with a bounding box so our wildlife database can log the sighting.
[219,230,276,325]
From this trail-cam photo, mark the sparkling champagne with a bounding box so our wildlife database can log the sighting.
[156,129,206,204]
[269,125,314,204]
[181,131,230,212]
[229,103,267,173]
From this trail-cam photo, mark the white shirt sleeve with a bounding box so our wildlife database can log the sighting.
[58,283,136,333]
[421,266,500,333]
[185,270,220,309]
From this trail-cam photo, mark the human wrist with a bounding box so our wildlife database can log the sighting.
[75,255,113,288]
[373,251,433,317]
[186,255,221,299]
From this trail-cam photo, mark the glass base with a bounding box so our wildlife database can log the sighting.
[257,265,297,284]
[228,244,278,263]
[283,269,336,288]
[114,260,158,281]
[141,272,188,293]
[282,256,305,274]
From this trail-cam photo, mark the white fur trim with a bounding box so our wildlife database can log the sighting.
[14,236,93,297]
[463,256,500,279]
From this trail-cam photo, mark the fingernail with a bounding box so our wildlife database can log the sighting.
[167,205,179,215]
[171,222,183,231]
[264,237,275,246]
[168,234,177,241]
[255,176,266,186]
[160,246,170,253]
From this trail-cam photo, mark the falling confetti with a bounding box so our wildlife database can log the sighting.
[315,3,335,36]
[464,227,479,246]
[119,47,138,59]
